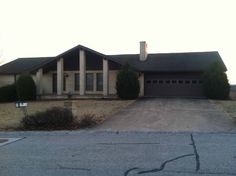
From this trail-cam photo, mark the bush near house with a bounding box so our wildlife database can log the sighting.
[116,63,140,99]
[78,113,98,128]
[16,74,36,101]
[0,84,17,102]
[0,75,36,102]
[21,107,74,130]
[203,61,230,99]
[20,107,98,130]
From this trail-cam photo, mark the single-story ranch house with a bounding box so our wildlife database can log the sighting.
[0,42,227,99]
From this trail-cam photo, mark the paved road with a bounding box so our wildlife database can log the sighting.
[97,98,236,132]
[0,131,236,176]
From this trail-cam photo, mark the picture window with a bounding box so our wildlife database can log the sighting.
[96,73,103,91]
[74,73,80,91]
[86,73,94,91]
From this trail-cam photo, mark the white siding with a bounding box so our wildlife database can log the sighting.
[138,73,144,97]
[19,70,121,95]
[0,75,15,87]
[42,73,53,94]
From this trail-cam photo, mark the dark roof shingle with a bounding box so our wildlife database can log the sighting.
[0,48,226,74]
[108,51,227,72]
[0,57,55,74]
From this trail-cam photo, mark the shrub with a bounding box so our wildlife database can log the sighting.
[203,61,230,99]
[116,63,140,99]
[78,114,97,128]
[21,107,74,130]
[0,84,17,102]
[16,75,36,101]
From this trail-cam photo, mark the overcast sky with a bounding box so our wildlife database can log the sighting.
[0,0,235,83]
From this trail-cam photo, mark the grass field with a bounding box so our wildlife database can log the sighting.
[0,100,134,130]
[214,100,236,121]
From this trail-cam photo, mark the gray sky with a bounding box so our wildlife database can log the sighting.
[0,0,235,83]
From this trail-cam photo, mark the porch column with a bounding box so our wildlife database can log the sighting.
[36,68,43,95]
[57,58,64,95]
[139,73,144,97]
[79,49,86,95]
[103,58,109,96]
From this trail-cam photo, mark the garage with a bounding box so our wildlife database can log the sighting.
[144,72,204,97]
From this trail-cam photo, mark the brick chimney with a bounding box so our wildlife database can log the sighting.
[139,41,148,61]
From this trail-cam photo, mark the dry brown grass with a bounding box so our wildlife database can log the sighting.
[214,100,236,121]
[0,100,134,130]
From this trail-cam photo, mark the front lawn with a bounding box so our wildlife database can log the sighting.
[214,100,236,121]
[0,100,134,130]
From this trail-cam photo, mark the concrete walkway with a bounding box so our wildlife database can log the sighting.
[97,98,236,132]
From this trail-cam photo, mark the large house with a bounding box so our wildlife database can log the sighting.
[0,42,227,99]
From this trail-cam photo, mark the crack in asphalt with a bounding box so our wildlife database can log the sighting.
[137,154,194,174]
[190,134,200,171]
[57,164,90,171]
[124,134,202,175]
[159,170,236,175]
[124,167,139,176]
[124,154,194,175]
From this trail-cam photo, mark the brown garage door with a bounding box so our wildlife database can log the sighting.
[144,73,204,97]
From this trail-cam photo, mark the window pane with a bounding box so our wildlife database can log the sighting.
[52,73,57,93]
[86,73,94,91]
[63,76,66,91]
[74,73,80,91]
[153,80,157,84]
[185,80,190,84]
[96,73,103,91]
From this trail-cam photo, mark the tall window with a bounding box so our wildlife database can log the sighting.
[52,73,57,93]
[74,73,80,91]
[96,73,103,91]
[86,73,94,91]
[63,76,66,91]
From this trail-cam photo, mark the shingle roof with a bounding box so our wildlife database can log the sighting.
[57,44,106,58]
[0,47,227,74]
[0,57,55,74]
[108,51,227,72]
[0,44,107,74]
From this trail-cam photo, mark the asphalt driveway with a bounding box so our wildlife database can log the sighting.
[97,98,236,132]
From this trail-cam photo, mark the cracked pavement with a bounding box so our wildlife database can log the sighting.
[0,131,236,176]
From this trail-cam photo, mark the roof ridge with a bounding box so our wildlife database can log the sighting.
[149,51,219,55]
[18,56,55,59]
[109,51,219,56]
